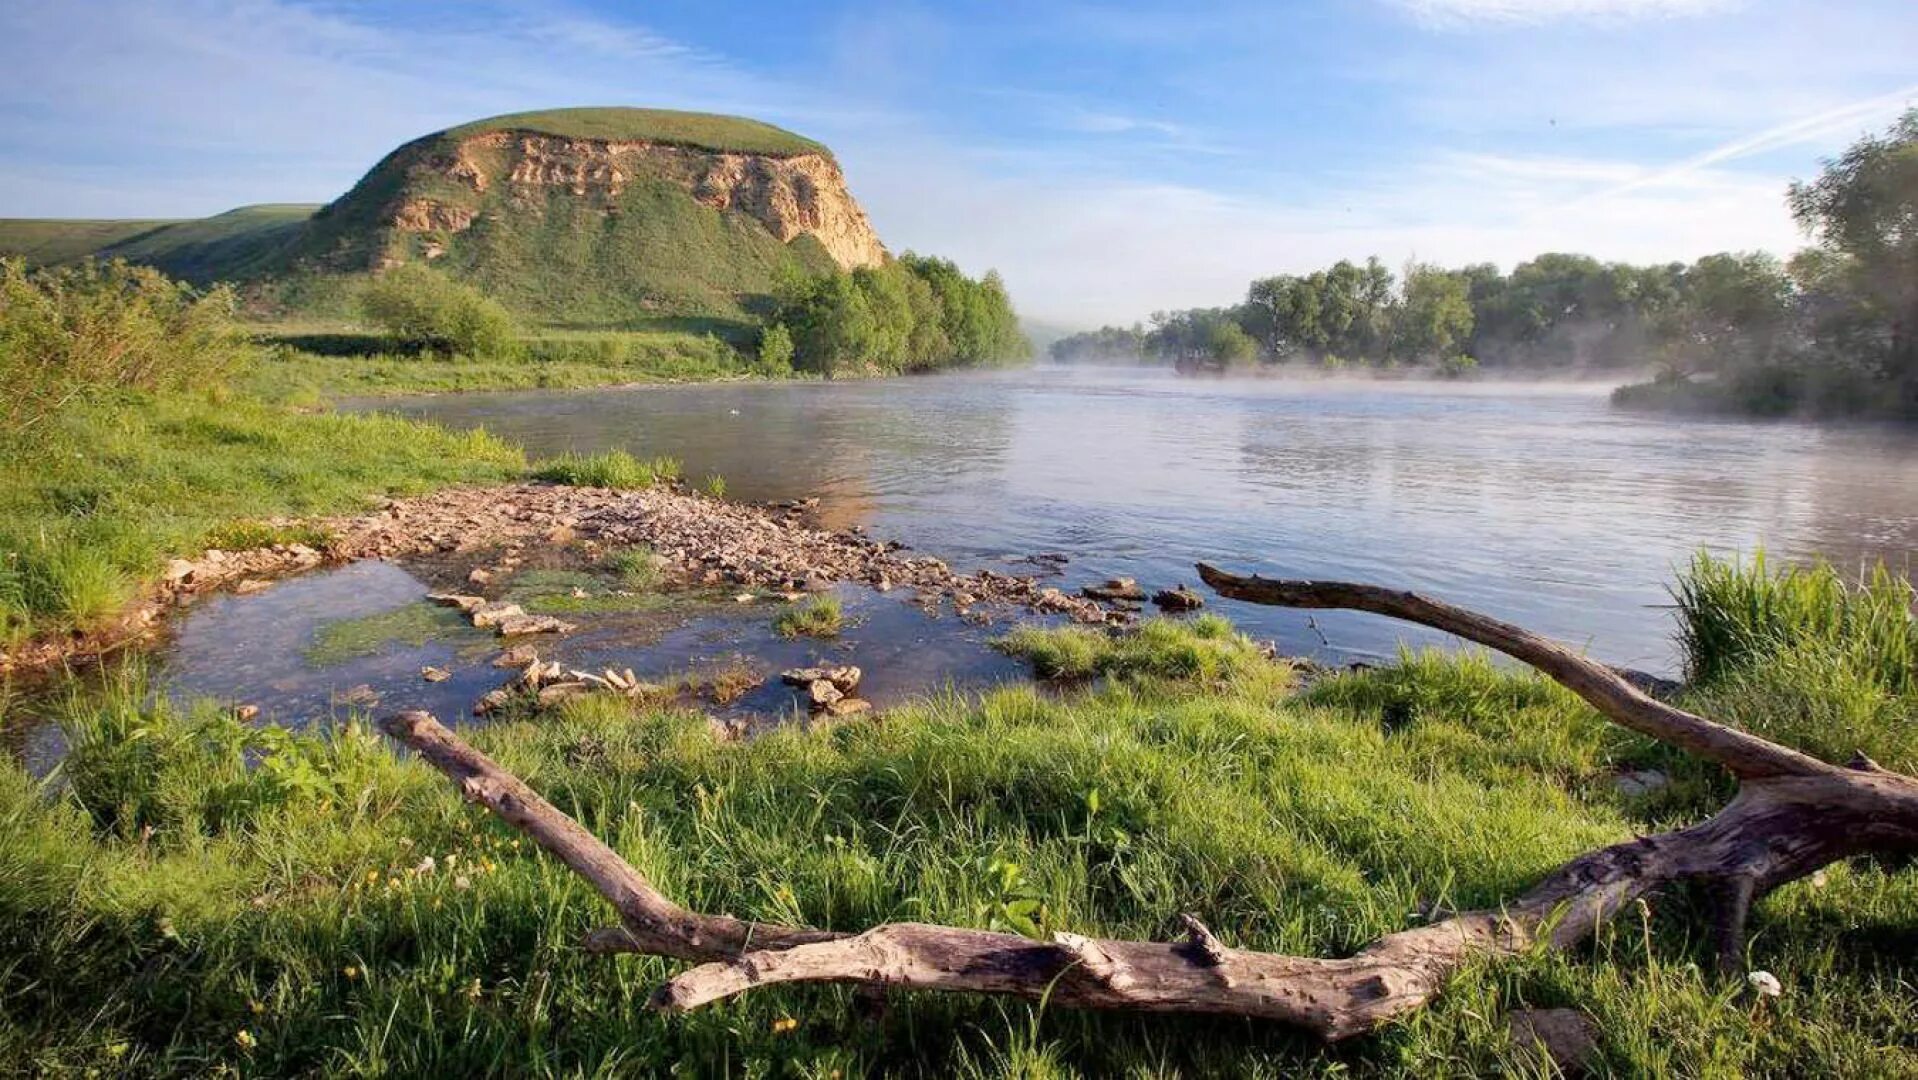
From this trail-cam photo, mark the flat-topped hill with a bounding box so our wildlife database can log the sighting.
[0,108,885,324]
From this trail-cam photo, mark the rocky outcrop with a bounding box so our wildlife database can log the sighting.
[389,131,886,271]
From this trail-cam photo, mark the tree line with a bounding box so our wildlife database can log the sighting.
[1051,109,1918,416]
[759,254,1030,377]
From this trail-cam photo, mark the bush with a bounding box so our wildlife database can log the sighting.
[755,322,794,375]
[530,450,680,489]
[0,258,250,433]
[359,264,520,357]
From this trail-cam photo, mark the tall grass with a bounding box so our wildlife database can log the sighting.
[1670,550,1917,774]
[1675,550,1915,693]
[772,595,843,638]
[530,449,680,489]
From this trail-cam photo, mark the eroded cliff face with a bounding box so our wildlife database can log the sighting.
[387,131,887,271]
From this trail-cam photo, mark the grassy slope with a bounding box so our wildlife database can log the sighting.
[0,206,318,284]
[0,391,522,641]
[1,623,1911,1076]
[440,106,831,157]
[0,219,181,265]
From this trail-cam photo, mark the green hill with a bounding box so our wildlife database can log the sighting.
[0,108,885,327]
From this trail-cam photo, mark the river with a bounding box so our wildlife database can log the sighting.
[354,367,1918,676]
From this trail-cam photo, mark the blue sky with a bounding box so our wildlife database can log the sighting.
[1,0,1913,324]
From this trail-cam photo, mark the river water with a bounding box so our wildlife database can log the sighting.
[355,367,1918,676]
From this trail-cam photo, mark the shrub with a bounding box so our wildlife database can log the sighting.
[755,322,794,375]
[530,450,680,489]
[359,264,520,357]
[0,258,251,433]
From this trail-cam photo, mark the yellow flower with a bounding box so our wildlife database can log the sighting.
[365,870,378,885]
[343,965,361,980]
[770,1016,798,1035]
[234,1030,256,1051]
[249,999,265,1015]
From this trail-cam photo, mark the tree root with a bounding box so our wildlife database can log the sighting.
[380,564,1918,1041]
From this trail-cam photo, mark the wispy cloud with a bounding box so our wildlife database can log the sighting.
[1390,0,1738,27]
[1587,82,1918,201]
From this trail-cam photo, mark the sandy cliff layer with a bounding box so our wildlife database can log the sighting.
[388,131,887,271]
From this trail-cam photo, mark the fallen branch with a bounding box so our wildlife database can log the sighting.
[381,566,1918,1041]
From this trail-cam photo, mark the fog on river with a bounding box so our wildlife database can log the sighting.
[356,367,1918,675]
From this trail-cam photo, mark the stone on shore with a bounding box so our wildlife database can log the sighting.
[1152,585,1206,612]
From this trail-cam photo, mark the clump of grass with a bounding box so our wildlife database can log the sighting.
[1666,551,1916,774]
[200,519,335,553]
[530,450,680,489]
[772,595,843,638]
[997,614,1274,684]
[2,536,134,633]
[1674,550,1914,693]
[702,473,728,499]
[607,546,664,589]
[702,659,763,704]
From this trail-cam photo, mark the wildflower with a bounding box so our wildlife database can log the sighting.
[250,999,265,1015]
[443,853,458,868]
[398,837,414,849]
[387,877,401,890]
[1810,869,1829,889]
[1747,970,1783,997]
[771,1016,798,1034]
[343,965,361,981]
[454,875,473,890]
[465,977,483,1002]
[234,1030,256,1051]
[414,856,436,875]
[365,870,379,885]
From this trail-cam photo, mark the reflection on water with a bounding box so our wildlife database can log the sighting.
[358,368,1918,674]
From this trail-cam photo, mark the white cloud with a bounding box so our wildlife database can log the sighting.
[1391,0,1738,26]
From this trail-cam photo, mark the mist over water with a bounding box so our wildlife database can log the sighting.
[357,367,1918,675]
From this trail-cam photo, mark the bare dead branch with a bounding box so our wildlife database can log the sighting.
[1194,563,1832,781]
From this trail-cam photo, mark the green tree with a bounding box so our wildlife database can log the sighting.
[1788,108,1918,403]
[1391,264,1475,364]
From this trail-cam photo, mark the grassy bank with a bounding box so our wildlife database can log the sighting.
[2,601,1913,1076]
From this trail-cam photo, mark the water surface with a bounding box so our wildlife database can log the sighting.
[358,367,1918,675]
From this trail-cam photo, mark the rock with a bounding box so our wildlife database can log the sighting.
[467,567,493,585]
[807,679,843,708]
[336,684,381,708]
[781,667,827,686]
[1507,1008,1598,1076]
[823,697,871,718]
[233,578,271,595]
[494,645,540,668]
[1613,769,1670,798]
[164,559,197,584]
[1152,585,1206,612]
[825,665,862,693]
[421,665,452,683]
[537,681,593,707]
[1082,577,1145,602]
[495,613,575,636]
[469,602,526,628]
[233,704,260,722]
[474,688,513,715]
[734,592,756,603]
[428,593,488,613]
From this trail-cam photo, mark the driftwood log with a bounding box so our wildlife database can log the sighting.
[380,563,1918,1041]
